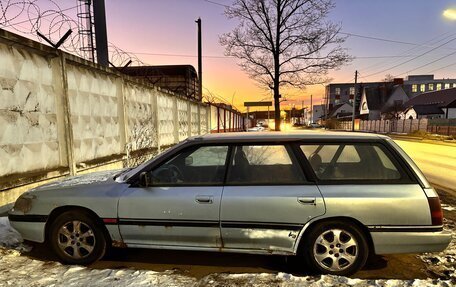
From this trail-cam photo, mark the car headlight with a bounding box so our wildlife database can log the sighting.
[13,193,36,213]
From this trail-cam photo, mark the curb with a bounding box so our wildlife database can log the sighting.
[388,135,456,147]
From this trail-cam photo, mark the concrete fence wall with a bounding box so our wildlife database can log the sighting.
[0,29,209,208]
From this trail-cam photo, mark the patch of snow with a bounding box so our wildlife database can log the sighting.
[0,216,455,286]
[419,218,456,281]
[33,170,120,190]
[0,217,31,252]
[441,204,456,211]
[199,273,454,286]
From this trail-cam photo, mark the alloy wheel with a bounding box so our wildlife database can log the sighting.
[313,228,358,272]
[57,220,96,259]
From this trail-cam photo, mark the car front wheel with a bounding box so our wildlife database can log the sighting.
[49,211,107,265]
[303,221,369,276]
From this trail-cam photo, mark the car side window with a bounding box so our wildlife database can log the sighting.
[226,145,306,184]
[301,143,402,181]
[150,145,228,185]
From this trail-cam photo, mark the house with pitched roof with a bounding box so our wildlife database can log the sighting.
[359,84,410,120]
[403,88,456,119]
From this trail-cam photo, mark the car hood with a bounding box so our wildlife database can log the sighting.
[29,169,124,192]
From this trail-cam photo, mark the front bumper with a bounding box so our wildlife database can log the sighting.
[8,213,47,243]
[371,230,452,254]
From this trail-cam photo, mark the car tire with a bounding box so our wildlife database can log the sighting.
[302,221,369,276]
[49,210,107,265]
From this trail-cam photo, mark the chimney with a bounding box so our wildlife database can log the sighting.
[393,78,404,85]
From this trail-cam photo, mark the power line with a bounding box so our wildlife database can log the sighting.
[125,51,233,59]
[127,51,423,60]
[341,31,456,51]
[360,35,456,80]
[340,32,419,46]
[427,61,456,74]
[201,0,229,8]
[396,50,456,76]
[352,30,456,75]
[355,55,417,59]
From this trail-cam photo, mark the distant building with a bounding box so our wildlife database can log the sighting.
[404,75,456,98]
[325,75,456,120]
[122,65,201,101]
[359,84,409,120]
[327,102,353,120]
[325,81,385,112]
[403,87,456,119]
[312,104,325,123]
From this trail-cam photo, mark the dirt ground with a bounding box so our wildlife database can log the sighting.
[22,186,454,281]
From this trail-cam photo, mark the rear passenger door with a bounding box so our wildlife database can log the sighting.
[220,144,325,253]
[300,141,431,228]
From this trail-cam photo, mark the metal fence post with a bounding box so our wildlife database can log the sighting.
[187,102,192,137]
[152,90,160,153]
[197,104,201,135]
[217,106,220,133]
[173,97,179,143]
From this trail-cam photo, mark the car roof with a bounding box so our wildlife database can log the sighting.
[188,131,389,142]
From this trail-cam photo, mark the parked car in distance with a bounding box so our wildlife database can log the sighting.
[309,122,323,128]
[247,123,266,132]
[9,132,451,276]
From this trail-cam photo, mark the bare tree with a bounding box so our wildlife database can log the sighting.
[381,101,405,120]
[124,117,158,167]
[382,74,395,82]
[220,0,350,130]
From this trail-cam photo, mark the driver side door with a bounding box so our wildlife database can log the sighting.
[118,145,229,248]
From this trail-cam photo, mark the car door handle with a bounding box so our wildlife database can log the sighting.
[195,195,213,204]
[297,197,316,205]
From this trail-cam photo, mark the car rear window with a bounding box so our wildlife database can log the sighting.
[300,143,402,181]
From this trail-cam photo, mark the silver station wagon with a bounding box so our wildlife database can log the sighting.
[8,132,451,275]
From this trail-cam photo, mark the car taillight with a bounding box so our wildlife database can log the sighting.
[427,197,443,226]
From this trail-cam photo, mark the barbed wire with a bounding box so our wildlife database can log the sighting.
[108,42,148,67]
[0,0,84,55]
[0,0,143,67]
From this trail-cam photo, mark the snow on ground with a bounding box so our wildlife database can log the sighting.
[419,218,456,281]
[0,216,455,287]
[0,217,31,252]
[442,204,456,212]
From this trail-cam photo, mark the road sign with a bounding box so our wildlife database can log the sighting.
[244,101,272,107]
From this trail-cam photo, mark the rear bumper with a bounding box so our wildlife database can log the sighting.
[371,230,452,254]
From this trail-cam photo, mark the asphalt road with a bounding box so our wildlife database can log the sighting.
[393,140,456,193]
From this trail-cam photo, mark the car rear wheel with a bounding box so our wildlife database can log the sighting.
[49,211,107,265]
[303,221,368,276]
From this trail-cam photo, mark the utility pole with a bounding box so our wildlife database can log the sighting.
[351,70,358,131]
[195,18,202,100]
[310,94,313,124]
[324,85,329,128]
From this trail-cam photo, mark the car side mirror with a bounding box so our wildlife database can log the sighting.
[185,156,193,166]
[139,172,151,187]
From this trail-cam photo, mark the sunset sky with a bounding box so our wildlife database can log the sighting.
[104,0,456,111]
[3,0,456,111]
